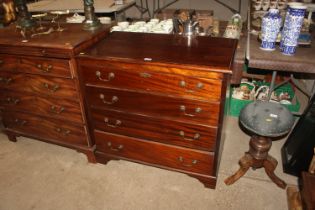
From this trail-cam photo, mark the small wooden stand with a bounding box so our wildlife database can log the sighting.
[225,136,286,189]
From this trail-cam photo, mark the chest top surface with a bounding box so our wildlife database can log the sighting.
[0,23,110,57]
[80,32,238,73]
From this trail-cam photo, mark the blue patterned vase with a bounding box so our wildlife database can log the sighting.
[260,9,282,51]
[280,3,306,55]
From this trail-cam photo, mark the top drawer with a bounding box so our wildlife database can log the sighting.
[0,55,72,78]
[79,61,223,101]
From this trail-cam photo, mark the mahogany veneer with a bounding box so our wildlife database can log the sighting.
[0,23,110,162]
[78,32,237,188]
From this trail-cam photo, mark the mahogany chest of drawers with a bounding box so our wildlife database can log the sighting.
[0,23,110,162]
[78,32,237,188]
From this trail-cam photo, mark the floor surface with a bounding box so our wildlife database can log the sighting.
[0,116,297,210]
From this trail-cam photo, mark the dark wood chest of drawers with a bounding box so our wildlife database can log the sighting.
[0,24,110,162]
[78,32,237,188]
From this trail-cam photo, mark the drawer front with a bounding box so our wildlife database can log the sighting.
[79,59,224,80]
[18,57,72,78]
[0,55,72,78]
[86,86,220,125]
[81,65,222,101]
[0,55,18,71]
[3,111,87,146]
[91,108,217,151]
[0,72,78,100]
[0,91,83,123]
[94,130,214,175]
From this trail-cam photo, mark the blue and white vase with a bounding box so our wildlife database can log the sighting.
[280,3,307,55]
[260,9,282,51]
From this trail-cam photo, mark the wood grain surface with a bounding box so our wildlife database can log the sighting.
[3,111,87,146]
[79,32,237,73]
[86,85,220,126]
[91,108,218,151]
[80,61,223,101]
[94,130,215,175]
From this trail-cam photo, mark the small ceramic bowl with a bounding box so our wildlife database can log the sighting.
[118,21,129,29]
[134,21,146,26]
[99,17,111,24]
[111,26,122,32]
[150,18,159,24]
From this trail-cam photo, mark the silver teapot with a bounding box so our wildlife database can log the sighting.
[177,10,199,36]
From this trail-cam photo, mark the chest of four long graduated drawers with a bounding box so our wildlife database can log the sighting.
[0,24,110,162]
[78,32,237,188]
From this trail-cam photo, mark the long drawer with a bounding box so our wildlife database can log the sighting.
[0,91,83,123]
[2,111,87,146]
[91,108,217,151]
[94,130,215,176]
[0,55,72,78]
[0,72,78,100]
[0,55,17,71]
[80,64,222,101]
[86,86,220,126]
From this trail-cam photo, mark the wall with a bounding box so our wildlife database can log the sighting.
[125,0,249,21]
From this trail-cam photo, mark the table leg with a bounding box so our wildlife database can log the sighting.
[263,155,287,189]
[268,70,277,101]
[224,153,254,185]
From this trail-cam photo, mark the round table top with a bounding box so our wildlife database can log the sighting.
[239,101,295,137]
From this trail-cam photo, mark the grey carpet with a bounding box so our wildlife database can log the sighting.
[0,116,297,210]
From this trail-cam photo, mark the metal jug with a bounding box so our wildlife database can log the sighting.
[177,10,199,36]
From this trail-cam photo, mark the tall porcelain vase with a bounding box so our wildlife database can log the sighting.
[260,9,282,51]
[280,3,307,55]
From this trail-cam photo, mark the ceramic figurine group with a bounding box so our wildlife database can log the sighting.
[253,0,288,11]
[232,79,292,105]
[260,2,307,55]
[251,0,288,30]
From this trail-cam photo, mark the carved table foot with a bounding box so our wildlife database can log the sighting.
[225,153,253,185]
[263,155,287,189]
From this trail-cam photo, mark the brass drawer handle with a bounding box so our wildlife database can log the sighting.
[104,117,122,128]
[179,131,200,141]
[55,127,71,135]
[99,94,118,105]
[179,80,186,87]
[196,82,204,89]
[107,142,124,152]
[50,105,65,114]
[96,71,115,82]
[37,64,53,73]
[5,97,20,105]
[178,156,198,167]
[14,119,27,126]
[179,80,204,92]
[0,77,12,84]
[180,105,202,117]
[43,83,59,93]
